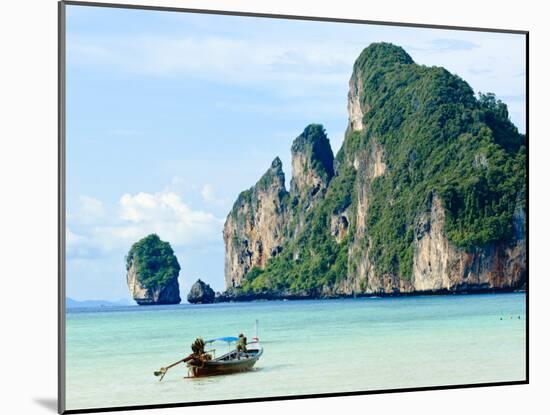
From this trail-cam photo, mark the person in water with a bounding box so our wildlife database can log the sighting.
[236,333,247,355]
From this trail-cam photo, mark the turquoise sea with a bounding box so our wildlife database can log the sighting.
[65,293,526,411]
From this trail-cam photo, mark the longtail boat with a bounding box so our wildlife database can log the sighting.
[154,322,263,381]
[186,336,263,377]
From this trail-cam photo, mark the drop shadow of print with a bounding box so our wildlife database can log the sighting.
[34,397,57,412]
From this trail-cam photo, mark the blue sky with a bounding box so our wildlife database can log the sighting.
[65,4,526,301]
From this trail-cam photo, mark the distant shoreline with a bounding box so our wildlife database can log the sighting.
[65,298,133,309]
[213,287,526,303]
[66,288,526,309]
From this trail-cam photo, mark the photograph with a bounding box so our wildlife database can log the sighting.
[61,2,527,412]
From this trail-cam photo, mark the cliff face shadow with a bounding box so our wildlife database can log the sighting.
[34,398,57,413]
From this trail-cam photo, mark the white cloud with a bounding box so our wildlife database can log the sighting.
[200,184,216,204]
[79,195,104,218]
[405,35,525,100]
[66,227,83,246]
[112,190,222,248]
[200,184,229,207]
[66,227,102,259]
[170,176,185,186]
[67,195,105,226]
[213,98,346,120]
[68,33,355,88]
[415,38,480,52]
[66,189,224,261]
[67,29,525,131]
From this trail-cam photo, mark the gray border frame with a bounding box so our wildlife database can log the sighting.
[58,1,529,414]
[58,1,66,413]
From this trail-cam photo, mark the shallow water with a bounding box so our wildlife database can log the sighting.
[65,293,526,411]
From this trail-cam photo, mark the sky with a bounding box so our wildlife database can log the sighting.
[65,4,526,301]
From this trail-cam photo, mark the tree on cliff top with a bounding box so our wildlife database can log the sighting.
[126,234,180,290]
[291,124,335,183]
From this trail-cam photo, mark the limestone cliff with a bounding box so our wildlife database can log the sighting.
[341,140,388,294]
[290,124,334,207]
[410,192,525,293]
[288,124,335,237]
[223,125,336,288]
[127,260,181,304]
[222,42,526,298]
[223,157,289,288]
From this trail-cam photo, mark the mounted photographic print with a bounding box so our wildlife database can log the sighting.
[59,1,528,413]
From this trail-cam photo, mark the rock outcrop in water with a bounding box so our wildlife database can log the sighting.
[126,234,181,305]
[221,43,526,300]
[187,279,216,304]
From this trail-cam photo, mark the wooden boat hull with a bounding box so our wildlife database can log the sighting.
[187,348,263,377]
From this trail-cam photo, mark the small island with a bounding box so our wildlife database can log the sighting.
[126,234,181,305]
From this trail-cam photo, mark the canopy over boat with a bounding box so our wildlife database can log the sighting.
[205,336,239,344]
[188,337,263,377]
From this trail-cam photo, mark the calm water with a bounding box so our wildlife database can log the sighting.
[65,293,526,411]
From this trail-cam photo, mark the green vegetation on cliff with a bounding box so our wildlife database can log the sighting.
[231,157,289,224]
[234,42,526,293]
[242,150,357,294]
[126,234,180,290]
[353,44,525,276]
[291,124,335,184]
